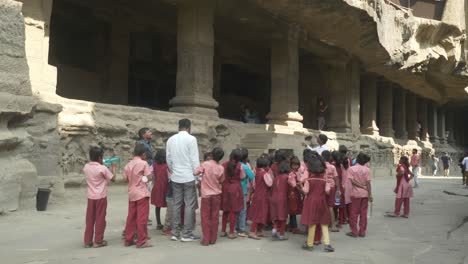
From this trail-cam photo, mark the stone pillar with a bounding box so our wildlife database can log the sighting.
[428,103,439,143]
[327,61,351,133]
[394,88,408,139]
[170,0,219,116]
[266,27,303,128]
[378,81,394,137]
[418,99,429,141]
[360,74,379,135]
[442,0,464,28]
[105,21,129,105]
[406,93,417,140]
[21,0,58,100]
[437,108,446,144]
[349,59,361,134]
[446,109,455,144]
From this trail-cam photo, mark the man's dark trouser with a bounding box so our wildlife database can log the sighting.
[172,180,197,238]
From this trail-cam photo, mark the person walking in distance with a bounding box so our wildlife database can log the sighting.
[166,119,201,242]
[440,152,452,177]
[410,149,420,188]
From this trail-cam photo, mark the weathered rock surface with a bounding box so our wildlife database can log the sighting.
[0,0,62,213]
[253,0,468,102]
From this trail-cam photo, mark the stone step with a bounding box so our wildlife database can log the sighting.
[238,142,270,149]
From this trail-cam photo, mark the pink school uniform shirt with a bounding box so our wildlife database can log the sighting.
[83,162,114,199]
[410,154,420,167]
[325,162,338,188]
[123,156,152,202]
[347,164,371,198]
[194,160,225,198]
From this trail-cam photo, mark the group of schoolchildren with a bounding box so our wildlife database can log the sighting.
[83,128,416,252]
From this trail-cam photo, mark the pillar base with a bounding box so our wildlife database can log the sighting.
[266,111,303,129]
[379,128,395,138]
[395,131,408,140]
[361,126,379,136]
[430,136,440,144]
[169,95,218,116]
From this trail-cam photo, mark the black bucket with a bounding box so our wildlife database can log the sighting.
[36,188,51,211]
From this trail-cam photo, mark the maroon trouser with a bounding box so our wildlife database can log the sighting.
[201,194,221,244]
[84,197,107,246]
[222,211,237,234]
[394,198,410,217]
[349,197,368,236]
[125,197,149,246]
[274,220,286,236]
[250,222,264,233]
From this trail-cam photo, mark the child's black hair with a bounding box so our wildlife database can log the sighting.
[356,153,371,165]
[338,145,348,154]
[400,156,410,168]
[274,149,287,163]
[138,128,150,139]
[240,148,249,163]
[89,146,104,162]
[154,149,166,164]
[307,152,326,174]
[212,147,224,162]
[318,134,328,144]
[278,161,291,174]
[134,143,146,157]
[290,155,301,167]
[256,157,269,169]
[227,149,242,178]
[203,152,213,161]
[321,150,331,162]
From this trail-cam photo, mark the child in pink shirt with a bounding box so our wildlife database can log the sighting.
[83,146,115,248]
[346,153,372,238]
[322,151,340,232]
[123,144,153,248]
[194,147,225,246]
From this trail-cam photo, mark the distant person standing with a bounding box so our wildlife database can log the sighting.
[137,128,154,166]
[166,119,200,242]
[461,153,468,187]
[317,98,328,131]
[430,155,439,177]
[440,153,452,177]
[410,149,420,188]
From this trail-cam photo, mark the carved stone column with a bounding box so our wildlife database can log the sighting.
[378,81,394,137]
[437,108,446,144]
[418,99,428,141]
[266,27,303,129]
[406,93,417,140]
[428,103,439,143]
[170,0,219,116]
[360,74,379,135]
[326,61,351,133]
[394,87,408,139]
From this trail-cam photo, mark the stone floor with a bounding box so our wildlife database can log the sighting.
[1,176,467,264]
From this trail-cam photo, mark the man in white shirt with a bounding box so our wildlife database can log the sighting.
[302,134,329,155]
[166,119,200,242]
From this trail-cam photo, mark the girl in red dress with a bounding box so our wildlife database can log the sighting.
[247,157,273,239]
[221,149,246,239]
[288,156,304,234]
[301,153,335,252]
[387,156,414,218]
[151,150,169,230]
[270,162,292,240]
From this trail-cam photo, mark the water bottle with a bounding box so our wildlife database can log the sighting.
[335,190,341,206]
[103,157,120,165]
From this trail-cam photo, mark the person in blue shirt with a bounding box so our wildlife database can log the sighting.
[236,148,255,237]
[137,128,154,166]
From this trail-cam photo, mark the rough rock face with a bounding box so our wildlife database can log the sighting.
[253,0,468,102]
[0,0,61,213]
